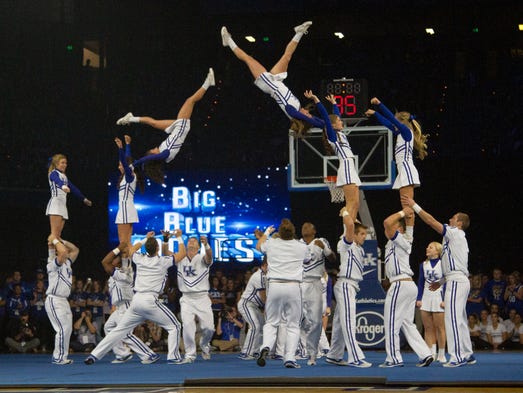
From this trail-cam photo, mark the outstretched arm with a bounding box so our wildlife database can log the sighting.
[285,105,325,129]
[340,207,355,243]
[325,94,341,117]
[161,229,186,263]
[256,226,275,251]
[67,179,92,206]
[133,150,170,167]
[369,97,412,141]
[304,90,336,142]
[401,195,444,234]
[115,137,134,183]
[200,236,213,265]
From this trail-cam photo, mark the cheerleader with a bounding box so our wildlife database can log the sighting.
[115,68,215,184]
[114,136,143,244]
[46,154,92,240]
[221,22,327,138]
[304,90,361,221]
[365,98,428,227]
[416,241,447,363]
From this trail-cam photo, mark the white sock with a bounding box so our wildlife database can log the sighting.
[292,32,304,42]
[431,344,437,356]
[438,348,445,358]
[228,37,238,51]
[129,116,140,123]
[202,75,212,90]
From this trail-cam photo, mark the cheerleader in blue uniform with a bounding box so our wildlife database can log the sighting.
[365,98,428,227]
[114,135,143,244]
[46,154,92,240]
[416,241,447,363]
[221,22,328,139]
[304,90,361,221]
[115,68,215,184]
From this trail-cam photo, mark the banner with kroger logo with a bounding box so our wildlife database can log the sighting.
[355,239,386,349]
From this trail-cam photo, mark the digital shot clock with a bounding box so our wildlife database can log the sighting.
[321,78,368,118]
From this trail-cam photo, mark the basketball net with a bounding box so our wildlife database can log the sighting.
[324,176,345,203]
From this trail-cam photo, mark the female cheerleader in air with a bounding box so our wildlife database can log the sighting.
[46,154,92,240]
[114,135,144,244]
[221,22,327,138]
[365,98,428,226]
[304,90,361,221]
[115,68,215,184]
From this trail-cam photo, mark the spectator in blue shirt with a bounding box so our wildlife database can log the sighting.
[211,306,244,352]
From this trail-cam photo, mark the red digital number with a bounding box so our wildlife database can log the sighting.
[344,95,356,115]
[334,95,357,116]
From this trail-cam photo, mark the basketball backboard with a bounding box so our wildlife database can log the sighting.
[288,125,394,191]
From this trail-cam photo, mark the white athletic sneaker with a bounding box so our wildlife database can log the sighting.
[116,112,133,126]
[325,357,348,366]
[221,26,231,47]
[168,357,194,365]
[206,68,215,87]
[437,355,447,363]
[111,353,133,364]
[141,353,160,364]
[348,359,372,368]
[294,21,312,34]
[53,358,73,365]
[307,355,317,366]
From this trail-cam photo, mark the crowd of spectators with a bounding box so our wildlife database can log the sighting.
[466,268,523,351]
[0,265,259,355]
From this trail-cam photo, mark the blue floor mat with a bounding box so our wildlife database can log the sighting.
[0,351,521,387]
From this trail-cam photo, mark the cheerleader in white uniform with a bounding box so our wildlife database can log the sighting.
[114,136,143,244]
[416,241,447,363]
[221,22,330,139]
[305,91,361,221]
[365,98,428,228]
[115,68,215,184]
[46,154,92,240]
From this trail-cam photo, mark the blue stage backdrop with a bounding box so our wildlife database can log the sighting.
[108,167,290,263]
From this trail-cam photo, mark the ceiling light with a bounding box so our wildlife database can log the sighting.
[245,36,255,42]
[425,28,435,35]
[334,32,344,39]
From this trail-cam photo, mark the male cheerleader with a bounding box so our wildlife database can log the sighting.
[256,219,311,369]
[325,208,371,368]
[402,195,475,367]
[299,222,336,366]
[237,258,267,360]
[101,242,160,364]
[45,235,79,365]
[165,233,215,363]
[85,231,186,364]
[380,209,433,367]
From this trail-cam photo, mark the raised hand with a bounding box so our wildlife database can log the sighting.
[114,137,123,149]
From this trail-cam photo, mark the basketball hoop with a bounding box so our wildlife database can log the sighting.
[324,176,345,203]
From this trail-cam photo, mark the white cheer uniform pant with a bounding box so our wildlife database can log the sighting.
[300,279,324,359]
[384,280,432,364]
[260,281,302,363]
[45,295,72,363]
[327,279,366,363]
[104,301,157,361]
[91,292,182,361]
[238,298,264,357]
[180,292,215,359]
[445,277,474,363]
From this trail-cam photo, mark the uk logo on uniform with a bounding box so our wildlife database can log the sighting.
[183,266,197,277]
